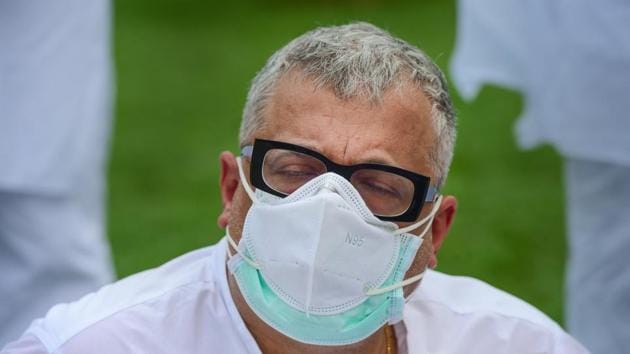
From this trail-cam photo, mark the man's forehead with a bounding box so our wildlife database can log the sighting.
[257,73,436,174]
[267,71,433,126]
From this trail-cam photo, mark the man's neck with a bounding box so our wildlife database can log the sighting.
[226,268,393,354]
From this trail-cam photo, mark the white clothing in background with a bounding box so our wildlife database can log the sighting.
[0,0,115,345]
[0,0,114,194]
[450,1,630,352]
[564,159,630,353]
[1,238,588,354]
[450,0,630,166]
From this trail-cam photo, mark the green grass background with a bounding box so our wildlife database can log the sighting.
[109,0,567,323]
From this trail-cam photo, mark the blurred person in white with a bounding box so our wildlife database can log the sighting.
[2,22,588,354]
[450,1,630,353]
[0,0,115,346]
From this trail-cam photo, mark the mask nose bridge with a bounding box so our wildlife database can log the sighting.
[315,172,347,194]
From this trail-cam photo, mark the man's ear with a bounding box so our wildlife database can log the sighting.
[218,151,239,229]
[428,196,457,269]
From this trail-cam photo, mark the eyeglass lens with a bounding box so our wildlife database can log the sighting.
[262,149,415,217]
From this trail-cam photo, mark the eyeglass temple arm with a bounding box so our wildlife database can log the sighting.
[241,145,253,157]
[425,184,440,202]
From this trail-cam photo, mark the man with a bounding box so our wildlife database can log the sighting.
[0,0,115,346]
[450,1,630,352]
[2,22,588,354]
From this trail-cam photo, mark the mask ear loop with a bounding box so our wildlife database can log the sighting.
[226,226,260,269]
[236,157,258,203]
[393,195,443,236]
[224,158,261,270]
[365,271,427,296]
[365,195,443,297]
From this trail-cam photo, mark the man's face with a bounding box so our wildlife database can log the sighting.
[220,71,456,296]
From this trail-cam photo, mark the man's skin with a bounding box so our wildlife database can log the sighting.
[217,71,457,354]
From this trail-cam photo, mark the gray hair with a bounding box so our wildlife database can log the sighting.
[239,22,456,187]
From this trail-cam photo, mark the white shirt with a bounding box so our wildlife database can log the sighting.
[450,0,630,166]
[1,238,589,354]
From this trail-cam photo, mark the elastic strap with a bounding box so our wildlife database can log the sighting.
[365,196,443,296]
[226,226,260,269]
[365,271,425,296]
[393,195,443,235]
[236,157,258,203]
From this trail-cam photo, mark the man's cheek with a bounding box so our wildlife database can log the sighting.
[403,241,430,297]
[228,189,251,243]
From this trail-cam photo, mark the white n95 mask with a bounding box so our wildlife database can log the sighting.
[227,157,442,346]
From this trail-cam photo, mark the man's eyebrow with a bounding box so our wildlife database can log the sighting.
[338,154,401,168]
[360,158,394,166]
[272,138,399,167]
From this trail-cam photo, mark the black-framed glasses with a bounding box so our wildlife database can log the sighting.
[241,139,439,222]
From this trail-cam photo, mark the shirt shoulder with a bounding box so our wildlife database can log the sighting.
[403,270,590,354]
[1,334,48,354]
[22,242,232,354]
[415,270,559,328]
